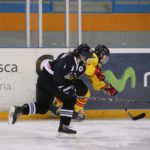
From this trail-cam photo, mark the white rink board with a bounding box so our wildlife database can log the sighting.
[0,48,69,111]
[0,48,150,111]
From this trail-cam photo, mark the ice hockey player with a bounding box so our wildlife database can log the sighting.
[8,43,93,135]
[50,44,118,121]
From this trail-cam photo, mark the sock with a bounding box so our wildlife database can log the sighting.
[60,109,73,125]
[74,90,90,113]
[22,102,36,115]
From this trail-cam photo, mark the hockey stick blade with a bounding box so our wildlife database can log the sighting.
[120,102,146,121]
[128,112,146,120]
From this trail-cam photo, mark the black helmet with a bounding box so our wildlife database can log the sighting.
[95,45,110,58]
[94,45,110,64]
[75,44,93,59]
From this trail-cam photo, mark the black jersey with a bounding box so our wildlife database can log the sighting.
[53,53,85,84]
[53,52,86,99]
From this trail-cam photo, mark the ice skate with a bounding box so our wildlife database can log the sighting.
[58,123,77,137]
[49,104,61,116]
[72,111,86,121]
[8,106,23,124]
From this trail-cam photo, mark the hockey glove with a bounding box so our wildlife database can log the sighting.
[64,73,77,81]
[57,85,77,99]
[104,83,118,96]
[94,66,105,81]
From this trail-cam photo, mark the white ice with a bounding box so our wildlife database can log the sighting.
[0,119,150,150]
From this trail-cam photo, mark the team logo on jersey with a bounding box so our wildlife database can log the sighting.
[79,66,84,72]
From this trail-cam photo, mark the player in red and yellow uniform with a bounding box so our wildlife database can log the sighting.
[73,45,117,120]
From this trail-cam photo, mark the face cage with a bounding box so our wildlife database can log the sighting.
[100,55,109,64]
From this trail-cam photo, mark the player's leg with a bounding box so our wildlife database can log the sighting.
[58,97,77,134]
[49,79,90,120]
[8,84,54,124]
[8,69,54,124]
[73,79,90,121]
[49,97,63,116]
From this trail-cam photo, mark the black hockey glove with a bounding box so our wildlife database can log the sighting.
[64,73,77,81]
[57,85,77,99]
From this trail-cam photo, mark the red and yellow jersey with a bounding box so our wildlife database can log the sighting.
[85,53,106,91]
[85,53,99,76]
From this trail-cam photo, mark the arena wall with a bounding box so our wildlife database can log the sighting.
[0,48,150,120]
[0,13,150,31]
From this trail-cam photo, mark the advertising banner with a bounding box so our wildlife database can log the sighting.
[0,48,150,111]
[0,48,68,111]
[85,52,150,109]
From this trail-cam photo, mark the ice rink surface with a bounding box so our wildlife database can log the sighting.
[0,119,150,150]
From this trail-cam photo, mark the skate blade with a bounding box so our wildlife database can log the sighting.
[8,106,15,125]
[57,132,76,138]
[49,111,58,117]
[72,119,85,122]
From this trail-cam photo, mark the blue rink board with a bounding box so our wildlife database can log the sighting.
[84,54,150,109]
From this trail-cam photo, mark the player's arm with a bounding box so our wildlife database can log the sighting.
[85,53,105,81]
[85,64,105,80]
[94,65,105,81]
[53,54,77,99]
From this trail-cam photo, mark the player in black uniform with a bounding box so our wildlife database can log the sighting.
[50,45,118,121]
[8,44,93,135]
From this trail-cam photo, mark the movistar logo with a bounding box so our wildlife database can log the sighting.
[104,67,136,92]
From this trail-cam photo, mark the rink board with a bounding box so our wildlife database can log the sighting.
[1,109,150,120]
[0,48,150,120]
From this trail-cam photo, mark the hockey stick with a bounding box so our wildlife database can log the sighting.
[119,101,146,120]
[80,96,150,104]
[79,96,147,120]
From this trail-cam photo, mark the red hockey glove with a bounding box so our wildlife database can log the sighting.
[94,66,105,81]
[104,83,118,96]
